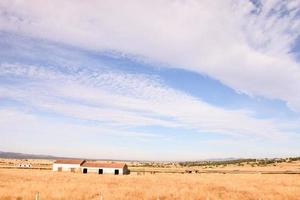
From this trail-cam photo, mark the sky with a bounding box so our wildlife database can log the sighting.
[1,0,300,161]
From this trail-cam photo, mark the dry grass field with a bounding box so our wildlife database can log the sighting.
[0,168,300,200]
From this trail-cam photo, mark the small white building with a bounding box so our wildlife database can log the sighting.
[17,163,32,168]
[81,162,129,175]
[52,159,86,172]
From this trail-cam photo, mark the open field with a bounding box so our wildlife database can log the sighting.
[129,160,300,174]
[1,168,300,200]
[1,158,300,173]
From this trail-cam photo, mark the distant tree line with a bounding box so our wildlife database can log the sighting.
[128,157,300,168]
[178,157,300,167]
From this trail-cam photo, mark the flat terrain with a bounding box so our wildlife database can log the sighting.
[1,168,300,200]
[2,158,300,173]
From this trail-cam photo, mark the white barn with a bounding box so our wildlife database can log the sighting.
[81,162,129,175]
[52,159,129,175]
[52,159,86,172]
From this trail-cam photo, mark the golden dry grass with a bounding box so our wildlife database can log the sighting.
[0,169,300,200]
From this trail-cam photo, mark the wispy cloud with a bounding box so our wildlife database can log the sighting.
[1,0,300,159]
[0,0,300,112]
[1,63,299,140]
[0,108,160,140]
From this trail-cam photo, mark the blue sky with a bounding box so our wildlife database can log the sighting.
[1,0,300,161]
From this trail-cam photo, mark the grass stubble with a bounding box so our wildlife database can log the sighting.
[0,169,300,200]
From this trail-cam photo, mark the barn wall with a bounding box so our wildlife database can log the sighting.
[80,167,125,175]
[52,163,81,172]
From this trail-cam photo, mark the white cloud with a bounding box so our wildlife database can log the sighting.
[1,0,300,112]
[0,108,168,159]
[0,108,161,140]
[1,63,299,139]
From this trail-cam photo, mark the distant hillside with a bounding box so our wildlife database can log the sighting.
[0,151,132,162]
[0,151,62,159]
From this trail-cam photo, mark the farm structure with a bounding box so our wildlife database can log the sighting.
[16,163,32,168]
[52,159,129,175]
[81,161,129,175]
[52,159,85,172]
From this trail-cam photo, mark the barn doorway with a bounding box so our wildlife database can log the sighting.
[70,168,75,173]
[83,168,88,174]
[98,169,103,174]
[58,167,62,172]
[114,169,119,175]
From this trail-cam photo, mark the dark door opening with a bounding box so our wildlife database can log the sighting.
[114,169,119,175]
[58,167,62,172]
[83,168,88,174]
[98,169,103,174]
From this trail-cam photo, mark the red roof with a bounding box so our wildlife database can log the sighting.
[81,162,126,168]
[54,159,86,165]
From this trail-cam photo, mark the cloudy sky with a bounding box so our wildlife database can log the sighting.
[1,0,300,161]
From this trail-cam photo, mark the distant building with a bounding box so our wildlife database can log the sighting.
[17,163,32,168]
[52,159,129,175]
[52,159,85,172]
